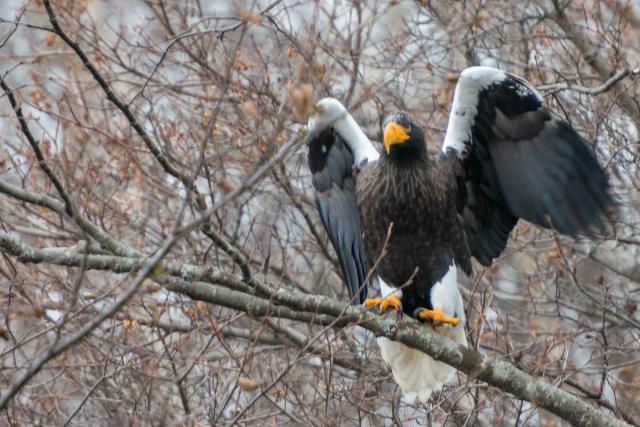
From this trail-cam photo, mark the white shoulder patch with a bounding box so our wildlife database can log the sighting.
[307,98,379,166]
[429,263,464,320]
[442,66,507,157]
[377,276,402,299]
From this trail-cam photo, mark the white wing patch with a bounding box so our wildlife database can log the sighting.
[442,66,507,157]
[515,78,544,100]
[442,66,545,158]
[307,98,379,167]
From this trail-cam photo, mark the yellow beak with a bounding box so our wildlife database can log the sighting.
[383,122,410,153]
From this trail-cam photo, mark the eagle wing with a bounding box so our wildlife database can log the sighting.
[306,98,380,303]
[442,66,614,265]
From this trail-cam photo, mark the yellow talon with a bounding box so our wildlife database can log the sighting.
[417,307,460,326]
[364,294,402,312]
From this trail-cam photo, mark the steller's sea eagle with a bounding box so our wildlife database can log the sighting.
[305,66,614,402]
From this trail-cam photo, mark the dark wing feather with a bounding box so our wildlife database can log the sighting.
[443,67,614,265]
[307,128,368,303]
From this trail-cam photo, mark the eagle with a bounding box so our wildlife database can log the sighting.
[305,66,614,402]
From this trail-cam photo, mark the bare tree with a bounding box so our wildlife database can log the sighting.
[1,0,638,425]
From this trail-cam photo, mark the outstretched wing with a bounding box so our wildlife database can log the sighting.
[442,67,614,265]
[306,98,380,303]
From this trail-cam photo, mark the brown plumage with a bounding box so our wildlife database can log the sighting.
[356,113,470,316]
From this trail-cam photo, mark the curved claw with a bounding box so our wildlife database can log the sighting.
[364,294,402,312]
[414,307,460,326]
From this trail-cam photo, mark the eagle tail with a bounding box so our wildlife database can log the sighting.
[377,324,467,403]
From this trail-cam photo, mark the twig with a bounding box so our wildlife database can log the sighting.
[42,0,193,189]
[0,178,139,258]
[0,234,177,410]
[549,0,640,121]
[201,224,252,281]
[128,0,283,104]
[0,77,74,216]
[537,68,639,95]
[0,232,632,427]
[551,235,640,329]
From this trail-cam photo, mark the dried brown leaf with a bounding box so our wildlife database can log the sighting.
[122,318,138,331]
[238,376,260,391]
[218,179,236,194]
[435,88,451,108]
[234,58,248,71]
[445,72,459,83]
[288,47,300,58]
[44,32,56,47]
[290,83,314,122]
[238,9,262,25]
[476,8,490,21]
[242,100,260,119]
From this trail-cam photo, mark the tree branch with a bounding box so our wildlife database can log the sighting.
[42,0,194,190]
[0,77,74,216]
[0,234,177,410]
[0,233,631,427]
[537,68,640,95]
[549,0,640,121]
[0,175,139,258]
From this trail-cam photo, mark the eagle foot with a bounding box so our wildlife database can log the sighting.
[414,307,460,327]
[364,294,402,313]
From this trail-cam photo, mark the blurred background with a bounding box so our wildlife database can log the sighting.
[1,0,639,425]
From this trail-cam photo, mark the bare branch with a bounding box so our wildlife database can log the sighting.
[549,0,640,121]
[537,68,640,95]
[0,77,74,216]
[0,232,631,427]
[42,0,194,189]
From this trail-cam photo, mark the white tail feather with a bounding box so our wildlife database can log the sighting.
[377,324,467,403]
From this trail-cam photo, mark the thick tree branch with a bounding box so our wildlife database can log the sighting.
[201,224,253,281]
[0,233,631,427]
[0,234,177,410]
[0,175,139,259]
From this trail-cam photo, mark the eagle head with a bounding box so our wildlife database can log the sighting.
[383,112,426,161]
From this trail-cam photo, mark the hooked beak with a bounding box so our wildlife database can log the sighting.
[383,122,410,153]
